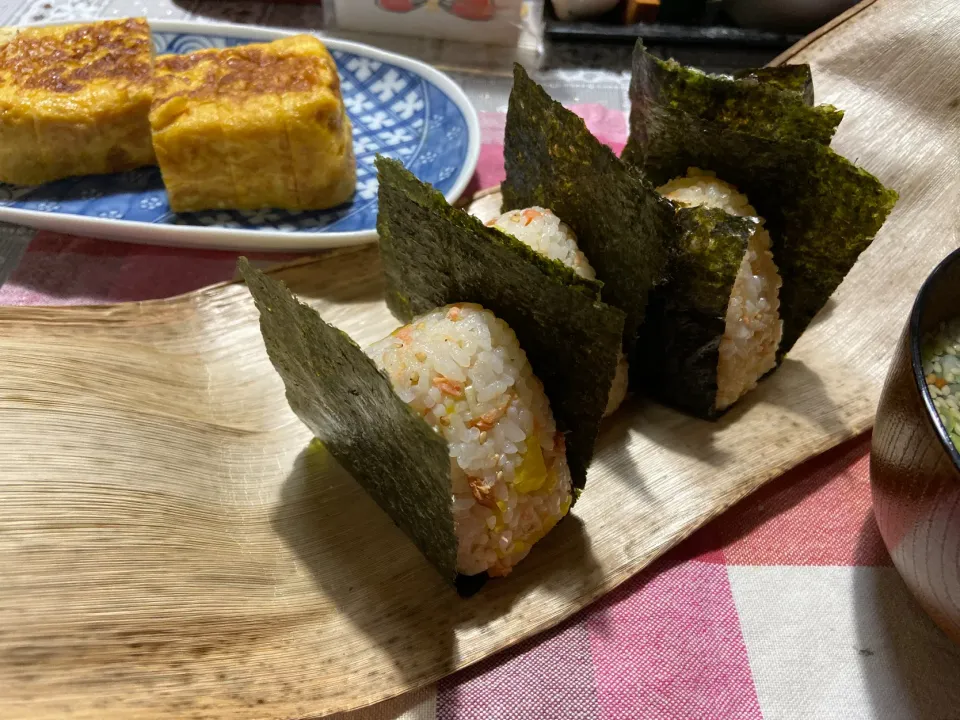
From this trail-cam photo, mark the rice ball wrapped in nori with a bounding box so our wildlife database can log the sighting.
[623,43,898,363]
[483,206,630,417]
[376,156,625,490]
[366,302,572,578]
[646,168,784,415]
[238,258,579,592]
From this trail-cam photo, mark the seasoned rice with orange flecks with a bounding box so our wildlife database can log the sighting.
[487,206,596,280]
[658,167,783,410]
[365,303,572,578]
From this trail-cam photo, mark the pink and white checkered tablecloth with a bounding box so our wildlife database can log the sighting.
[3,106,959,720]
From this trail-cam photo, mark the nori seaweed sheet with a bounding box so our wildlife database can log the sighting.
[622,44,899,358]
[637,207,760,419]
[501,62,676,352]
[622,101,898,356]
[237,259,474,590]
[624,42,842,154]
[377,156,625,490]
[733,64,815,106]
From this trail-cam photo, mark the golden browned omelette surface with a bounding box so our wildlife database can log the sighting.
[0,17,156,185]
[150,34,356,213]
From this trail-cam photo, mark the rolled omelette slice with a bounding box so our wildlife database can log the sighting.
[0,18,156,186]
[150,34,356,213]
[150,50,236,211]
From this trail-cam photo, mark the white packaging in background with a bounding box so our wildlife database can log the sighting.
[325,0,525,46]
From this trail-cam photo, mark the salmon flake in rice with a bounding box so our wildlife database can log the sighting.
[365,303,573,578]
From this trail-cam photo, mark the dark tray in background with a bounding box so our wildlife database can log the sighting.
[542,2,804,50]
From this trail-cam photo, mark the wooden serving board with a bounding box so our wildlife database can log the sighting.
[2,0,957,716]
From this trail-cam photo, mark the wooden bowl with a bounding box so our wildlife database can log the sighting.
[872,246,960,644]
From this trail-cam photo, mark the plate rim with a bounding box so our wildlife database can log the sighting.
[0,18,482,253]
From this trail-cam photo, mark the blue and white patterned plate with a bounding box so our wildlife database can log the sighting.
[0,21,480,251]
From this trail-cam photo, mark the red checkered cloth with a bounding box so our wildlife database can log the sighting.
[3,106,959,720]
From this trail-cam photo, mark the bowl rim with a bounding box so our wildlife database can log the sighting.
[909,244,960,473]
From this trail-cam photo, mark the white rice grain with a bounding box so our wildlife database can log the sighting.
[487,207,596,280]
[658,167,783,411]
[366,303,573,578]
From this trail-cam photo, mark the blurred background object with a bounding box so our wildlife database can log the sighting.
[325,0,524,45]
[723,0,859,33]
[624,0,663,24]
[551,0,621,21]
[542,0,859,49]
[320,0,861,73]
[542,0,803,52]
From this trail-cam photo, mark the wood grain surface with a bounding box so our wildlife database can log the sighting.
[2,0,959,716]
[872,323,960,645]
[872,249,960,645]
